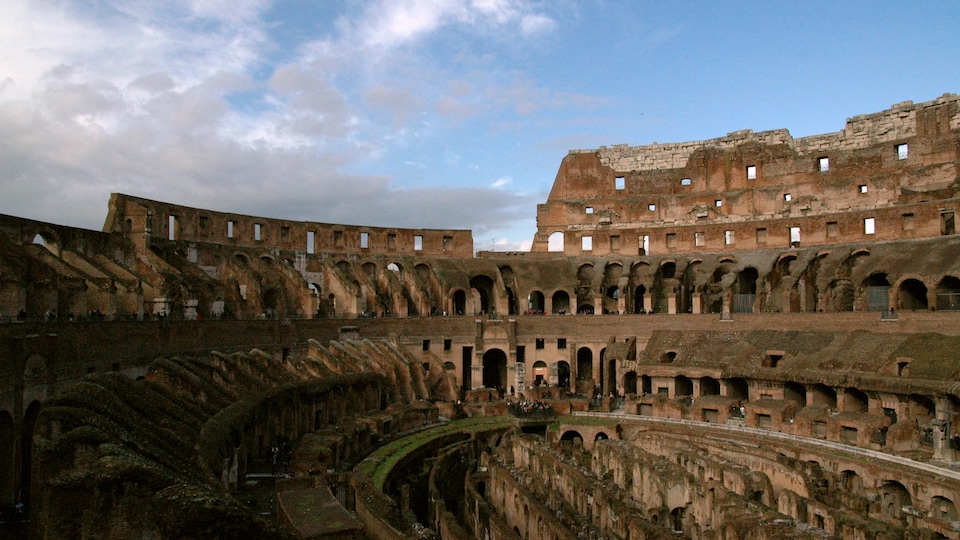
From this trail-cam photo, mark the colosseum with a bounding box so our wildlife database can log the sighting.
[2,93,960,539]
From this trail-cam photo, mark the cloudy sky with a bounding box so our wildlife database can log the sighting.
[1,1,958,251]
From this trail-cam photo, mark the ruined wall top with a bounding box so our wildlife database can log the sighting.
[104,193,474,258]
[572,93,960,172]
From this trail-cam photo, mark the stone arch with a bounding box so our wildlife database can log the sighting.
[633,284,647,313]
[675,375,693,397]
[532,361,548,386]
[31,231,60,255]
[726,378,749,401]
[527,290,545,313]
[784,382,806,406]
[843,387,869,413]
[551,290,570,314]
[880,480,911,521]
[811,384,837,408]
[623,371,638,396]
[560,430,583,445]
[931,496,958,521]
[908,394,935,423]
[576,264,594,314]
[840,470,863,493]
[450,289,467,316]
[547,231,564,252]
[863,273,891,312]
[499,265,519,316]
[601,262,623,314]
[897,277,928,310]
[935,276,960,310]
[469,275,496,315]
[700,377,720,396]
[594,431,609,442]
[386,262,402,274]
[576,348,593,387]
[482,349,507,392]
[557,361,571,390]
[443,362,456,371]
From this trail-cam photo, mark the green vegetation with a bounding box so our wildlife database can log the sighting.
[357,416,512,490]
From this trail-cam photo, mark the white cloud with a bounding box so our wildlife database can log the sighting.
[492,176,511,188]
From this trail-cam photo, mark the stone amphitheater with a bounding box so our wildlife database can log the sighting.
[2,93,960,539]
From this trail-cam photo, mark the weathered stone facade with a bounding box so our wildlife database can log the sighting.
[2,94,960,538]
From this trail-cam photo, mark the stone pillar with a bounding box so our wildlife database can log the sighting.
[544,295,553,315]
[643,294,653,314]
[667,292,677,314]
[692,292,702,314]
[594,294,602,315]
[934,397,954,462]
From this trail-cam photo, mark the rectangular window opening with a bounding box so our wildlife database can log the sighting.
[387,233,397,249]
[818,156,829,172]
[896,143,909,160]
[254,223,262,241]
[902,213,915,231]
[443,339,452,351]
[422,339,430,351]
[790,226,801,247]
[695,232,705,247]
[715,199,722,207]
[756,228,767,245]
[864,217,876,235]
[168,215,176,241]
[942,211,956,235]
[610,235,620,251]
[307,231,315,254]
[414,235,423,251]
[826,222,838,237]
[639,235,650,255]
[334,230,344,246]
[666,233,677,248]
[558,338,567,349]
[281,226,290,240]
[724,230,735,245]
[360,232,369,249]
[746,165,757,180]
[227,220,234,238]
[648,203,656,211]
[535,338,545,350]
[859,184,868,194]
[443,235,452,252]
[784,193,792,202]
[585,206,594,214]
[581,235,593,251]
[615,176,625,190]
[681,178,692,186]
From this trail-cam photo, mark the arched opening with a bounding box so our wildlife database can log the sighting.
[386,262,401,273]
[880,480,911,521]
[641,375,652,395]
[675,375,693,397]
[811,384,837,408]
[840,470,863,493]
[452,290,466,316]
[784,382,806,406]
[726,378,749,401]
[532,361,548,386]
[559,430,583,445]
[660,351,677,363]
[843,387,869,413]
[443,361,456,371]
[898,278,928,310]
[864,273,891,312]
[623,371,638,395]
[594,432,609,442]
[932,496,958,521]
[547,231,564,252]
[527,291,545,313]
[700,377,720,396]
[936,276,960,311]
[576,348,593,387]
[262,288,281,317]
[606,358,617,396]
[633,284,647,313]
[576,264,594,313]
[551,290,570,314]
[469,275,496,314]
[734,267,758,313]
[482,349,508,393]
[557,361,571,390]
[670,507,686,534]
[908,394,935,423]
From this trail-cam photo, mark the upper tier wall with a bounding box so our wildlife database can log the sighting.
[577,93,960,172]
[104,193,474,258]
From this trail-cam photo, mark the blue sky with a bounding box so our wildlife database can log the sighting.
[1,1,958,251]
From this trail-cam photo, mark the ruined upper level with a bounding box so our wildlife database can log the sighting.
[533,93,960,255]
[104,193,474,258]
